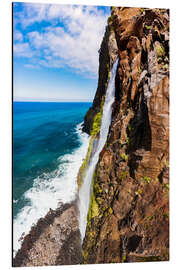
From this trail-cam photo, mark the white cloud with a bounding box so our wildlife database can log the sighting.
[13,43,34,58]
[14,31,23,42]
[14,4,109,77]
[18,3,50,28]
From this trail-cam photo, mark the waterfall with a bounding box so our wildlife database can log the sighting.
[78,58,119,241]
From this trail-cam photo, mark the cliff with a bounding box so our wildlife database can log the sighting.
[82,7,169,263]
[13,6,169,266]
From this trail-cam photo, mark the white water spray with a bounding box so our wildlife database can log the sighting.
[78,58,119,240]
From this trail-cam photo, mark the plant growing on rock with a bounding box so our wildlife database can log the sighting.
[119,171,129,180]
[107,15,114,31]
[145,24,152,30]
[77,138,93,188]
[121,153,128,162]
[156,44,165,58]
[91,96,105,138]
[141,176,151,183]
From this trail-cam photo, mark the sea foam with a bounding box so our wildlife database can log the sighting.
[13,123,90,256]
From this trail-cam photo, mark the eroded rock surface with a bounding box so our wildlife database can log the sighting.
[82,7,169,264]
[13,202,82,266]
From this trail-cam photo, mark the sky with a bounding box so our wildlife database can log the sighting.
[13,2,110,102]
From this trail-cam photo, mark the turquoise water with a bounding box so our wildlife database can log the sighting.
[13,102,91,219]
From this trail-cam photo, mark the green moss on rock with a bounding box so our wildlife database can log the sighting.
[121,153,128,162]
[91,96,105,138]
[77,138,93,189]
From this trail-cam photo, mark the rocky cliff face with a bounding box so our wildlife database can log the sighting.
[82,7,169,263]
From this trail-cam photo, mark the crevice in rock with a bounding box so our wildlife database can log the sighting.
[118,196,138,230]
[126,235,142,252]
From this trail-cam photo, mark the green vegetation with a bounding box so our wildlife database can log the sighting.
[136,256,162,262]
[163,213,169,219]
[94,182,103,194]
[138,66,142,74]
[91,112,102,137]
[107,15,113,24]
[146,215,154,221]
[119,171,129,181]
[121,153,128,162]
[164,56,169,62]
[126,135,130,145]
[163,64,168,71]
[156,44,165,57]
[108,207,113,215]
[91,96,105,138]
[90,192,99,218]
[141,176,151,184]
[122,255,127,262]
[127,123,132,131]
[111,6,116,10]
[163,183,169,190]
[156,43,169,71]
[87,172,100,225]
[106,63,110,83]
[135,188,143,195]
[77,138,93,188]
[107,15,114,31]
[164,159,169,167]
[145,25,152,30]
[158,57,163,63]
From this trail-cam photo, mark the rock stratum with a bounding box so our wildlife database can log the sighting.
[13,6,169,266]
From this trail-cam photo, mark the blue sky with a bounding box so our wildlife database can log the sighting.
[13,2,110,102]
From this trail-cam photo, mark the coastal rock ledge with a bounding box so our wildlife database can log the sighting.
[13,202,82,266]
[13,6,169,266]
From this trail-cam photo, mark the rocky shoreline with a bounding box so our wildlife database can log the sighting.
[13,200,82,266]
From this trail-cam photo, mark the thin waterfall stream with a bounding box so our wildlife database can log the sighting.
[78,58,119,241]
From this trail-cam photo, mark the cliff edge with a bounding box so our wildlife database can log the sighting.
[82,7,169,263]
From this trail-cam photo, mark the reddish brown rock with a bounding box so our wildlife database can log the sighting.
[82,7,169,264]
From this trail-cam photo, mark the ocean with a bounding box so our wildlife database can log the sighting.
[13,101,91,254]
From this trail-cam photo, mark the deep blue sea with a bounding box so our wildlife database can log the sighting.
[13,102,91,253]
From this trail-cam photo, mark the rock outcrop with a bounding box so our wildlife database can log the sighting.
[82,7,169,264]
[13,202,82,266]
